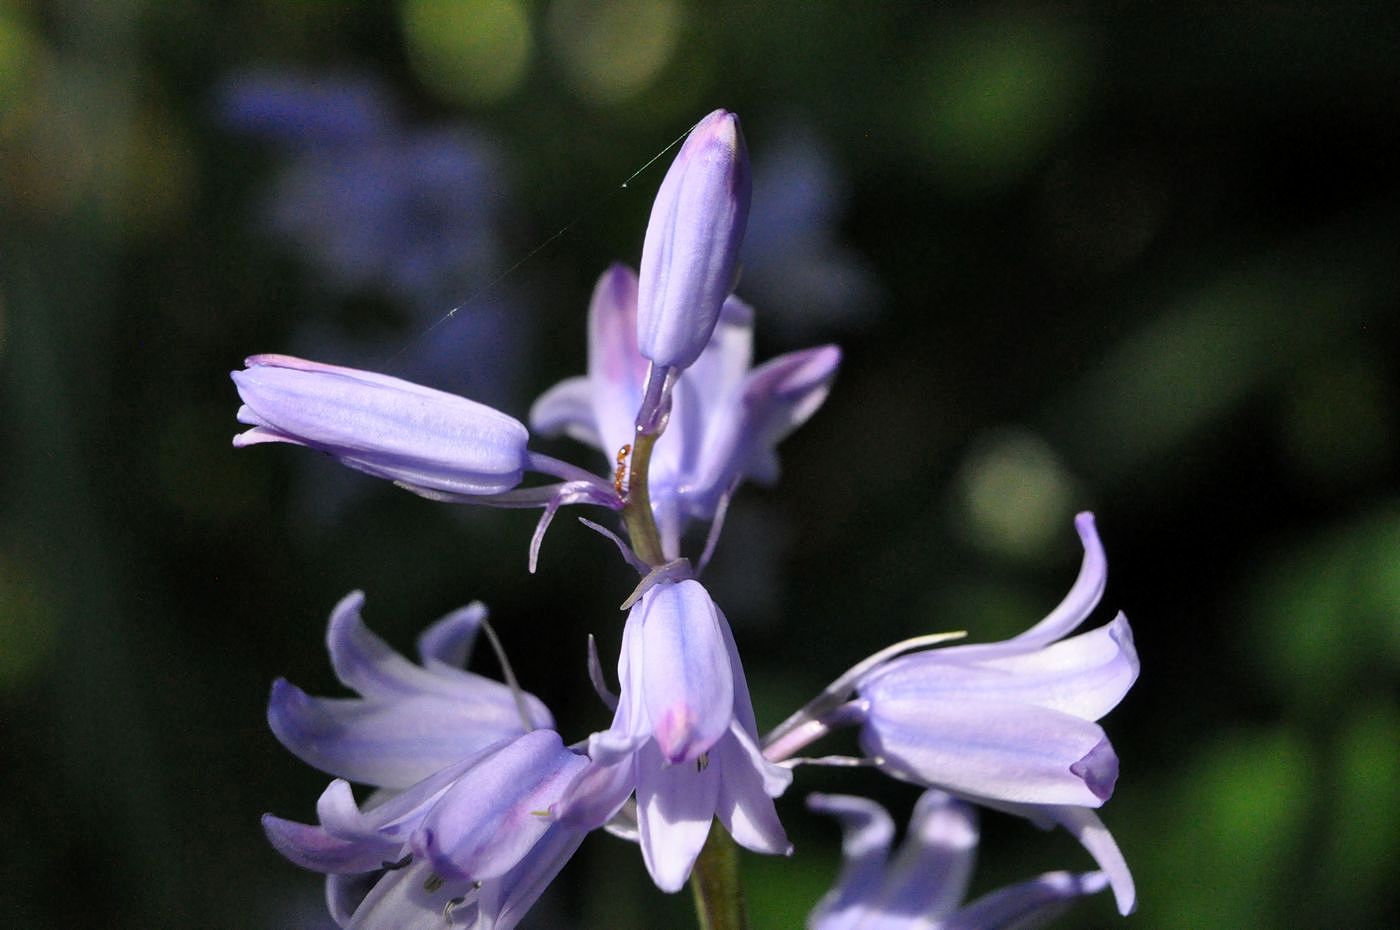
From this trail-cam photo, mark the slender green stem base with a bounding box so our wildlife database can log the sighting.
[622,423,748,930]
[621,430,666,566]
[689,826,747,930]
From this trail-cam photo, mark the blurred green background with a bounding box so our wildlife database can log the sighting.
[2,2,1397,928]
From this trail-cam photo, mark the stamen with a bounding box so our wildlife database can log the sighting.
[478,618,537,733]
[424,873,445,893]
[614,443,632,496]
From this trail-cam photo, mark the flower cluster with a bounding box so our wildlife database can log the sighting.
[236,109,1138,928]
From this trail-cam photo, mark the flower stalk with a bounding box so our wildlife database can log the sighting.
[690,827,747,930]
[621,429,667,566]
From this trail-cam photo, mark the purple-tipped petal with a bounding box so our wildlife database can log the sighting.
[232,354,529,497]
[940,870,1111,930]
[637,580,734,763]
[637,110,751,372]
[859,695,1117,807]
[411,730,587,883]
[635,741,721,892]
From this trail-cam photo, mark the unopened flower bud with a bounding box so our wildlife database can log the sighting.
[636,109,751,375]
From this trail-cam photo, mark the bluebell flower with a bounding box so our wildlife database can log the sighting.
[557,579,791,892]
[262,592,587,929]
[232,107,837,567]
[807,790,1109,929]
[765,514,1137,914]
[531,263,840,558]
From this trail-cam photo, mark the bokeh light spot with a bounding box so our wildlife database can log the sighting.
[916,14,1094,193]
[955,428,1076,562]
[0,553,56,691]
[401,0,533,105]
[547,0,682,104]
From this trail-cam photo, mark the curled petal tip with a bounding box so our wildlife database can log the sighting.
[1070,738,1119,803]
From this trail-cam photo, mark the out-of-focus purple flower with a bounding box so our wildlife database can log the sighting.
[557,579,791,892]
[217,70,393,148]
[637,109,751,377]
[807,790,1109,930]
[764,513,1137,914]
[742,125,880,339]
[217,72,507,309]
[233,355,533,500]
[263,592,587,929]
[531,264,840,557]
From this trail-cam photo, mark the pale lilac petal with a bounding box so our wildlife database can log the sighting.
[635,741,720,892]
[1042,806,1135,915]
[412,730,587,883]
[261,813,393,873]
[1006,512,1107,650]
[528,376,601,448]
[861,613,1137,724]
[638,580,734,762]
[476,824,588,930]
[727,720,793,796]
[232,354,529,497]
[267,679,532,789]
[859,696,1117,807]
[314,753,485,844]
[637,110,751,372]
[328,592,550,727]
[690,344,840,513]
[415,601,487,669]
[345,858,473,930]
[940,870,1110,930]
[327,873,378,927]
[586,263,647,457]
[552,756,635,830]
[713,730,791,855]
[876,790,977,921]
[805,793,895,925]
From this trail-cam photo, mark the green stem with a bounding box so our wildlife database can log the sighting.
[689,826,747,930]
[621,424,747,929]
[620,429,667,566]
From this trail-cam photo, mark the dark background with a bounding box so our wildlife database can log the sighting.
[2,2,1397,928]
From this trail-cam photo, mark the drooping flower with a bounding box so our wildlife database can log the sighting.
[557,578,792,892]
[231,354,621,566]
[764,513,1137,914]
[530,264,840,558]
[263,592,587,929]
[807,790,1110,930]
